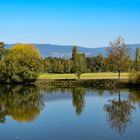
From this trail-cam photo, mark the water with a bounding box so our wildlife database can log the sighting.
[0,85,140,140]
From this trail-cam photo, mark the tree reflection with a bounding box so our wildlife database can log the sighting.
[129,90,140,104]
[104,91,135,135]
[72,88,85,116]
[0,85,44,123]
[39,86,86,116]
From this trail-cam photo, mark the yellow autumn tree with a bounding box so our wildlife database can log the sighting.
[0,44,41,83]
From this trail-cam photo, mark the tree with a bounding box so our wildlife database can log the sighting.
[72,46,87,79]
[72,46,78,61]
[44,57,66,73]
[64,58,72,74]
[0,44,41,83]
[135,48,140,71]
[73,53,87,79]
[0,42,7,60]
[86,54,108,72]
[107,36,131,79]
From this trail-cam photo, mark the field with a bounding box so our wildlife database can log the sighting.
[39,73,129,80]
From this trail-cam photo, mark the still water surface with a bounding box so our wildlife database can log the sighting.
[0,85,140,140]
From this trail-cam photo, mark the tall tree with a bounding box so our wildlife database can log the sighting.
[135,48,140,71]
[107,36,131,79]
[73,53,86,79]
[72,46,87,78]
[72,46,78,61]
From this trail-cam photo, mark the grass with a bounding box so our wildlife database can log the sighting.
[38,72,129,80]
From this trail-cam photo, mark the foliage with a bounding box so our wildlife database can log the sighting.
[44,57,72,73]
[72,46,87,78]
[86,54,108,72]
[0,42,7,60]
[135,48,140,71]
[0,36,134,83]
[40,37,133,75]
[72,46,78,61]
[107,36,132,79]
[0,44,41,83]
[129,70,140,84]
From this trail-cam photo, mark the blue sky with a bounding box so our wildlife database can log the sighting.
[0,0,140,48]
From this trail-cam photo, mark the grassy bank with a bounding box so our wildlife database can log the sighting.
[37,73,136,89]
[36,79,131,89]
[39,73,129,80]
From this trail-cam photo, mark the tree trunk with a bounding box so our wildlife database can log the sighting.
[78,74,81,79]
[118,70,120,80]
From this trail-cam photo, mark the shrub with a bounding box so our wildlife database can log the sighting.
[129,70,140,84]
[0,44,41,83]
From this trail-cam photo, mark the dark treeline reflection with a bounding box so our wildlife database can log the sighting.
[0,85,44,123]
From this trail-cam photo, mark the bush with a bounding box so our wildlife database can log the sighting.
[0,44,41,83]
[129,70,140,84]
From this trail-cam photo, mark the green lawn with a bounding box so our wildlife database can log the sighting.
[39,73,129,80]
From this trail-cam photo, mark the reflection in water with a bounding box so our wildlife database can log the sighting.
[0,85,44,123]
[129,90,140,104]
[0,86,140,139]
[104,91,135,135]
[41,86,86,116]
[71,88,85,116]
[0,86,87,123]
[0,85,139,133]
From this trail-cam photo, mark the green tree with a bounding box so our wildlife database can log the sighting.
[44,57,66,73]
[72,46,78,61]
[0,42,7,60]
[72,46,86,78]
[73,53,86,79]
[135,48,140,71]
[107,36,131,79]
[86,54,108,72]
[0,44,41,83]
[64,58,72,73]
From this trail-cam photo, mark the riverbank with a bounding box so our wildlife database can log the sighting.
[36,79,138,89]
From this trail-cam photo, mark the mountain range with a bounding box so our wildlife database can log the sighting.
[5,43,140,59]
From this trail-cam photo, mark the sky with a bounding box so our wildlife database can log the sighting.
[0,0,140,48]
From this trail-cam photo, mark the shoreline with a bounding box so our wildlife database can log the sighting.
[35,79,138,89]
[0,79,139,90]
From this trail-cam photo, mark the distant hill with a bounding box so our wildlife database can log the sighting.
[5,43,140,59]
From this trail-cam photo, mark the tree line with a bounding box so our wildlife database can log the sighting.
[42,36,132,79]
[0,36,133,83]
